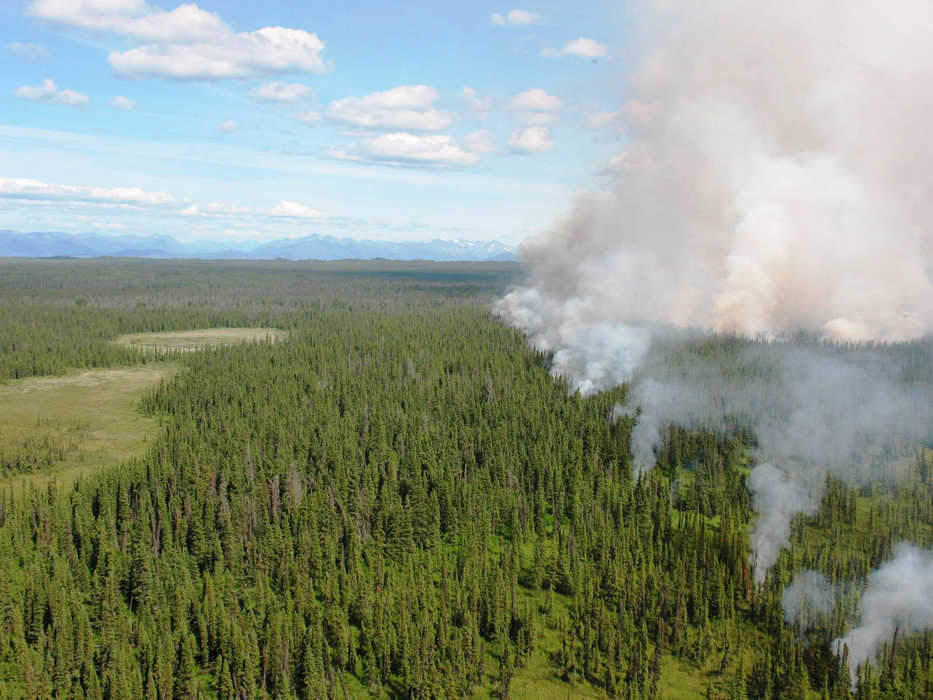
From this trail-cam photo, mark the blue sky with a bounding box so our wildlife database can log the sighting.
[0,0,632,244]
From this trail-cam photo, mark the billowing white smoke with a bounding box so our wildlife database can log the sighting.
[495,0,933,579]
[834,544,933,677]
[498,0,933,356]
[750,465,818,581]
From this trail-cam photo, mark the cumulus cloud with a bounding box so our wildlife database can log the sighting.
[249,80,311,103]
[216,120,238,133]
[327,85,453,131]
[507,88,562,112]
[545,37,607,58]
[109,27,329,80]
[0,177,174,206]
[27,1,330,81]
[326,132,480,167]
[270,200,322,218]
[14,78,89,106]
[110,95,135,110]
[28,0,227,42]
[509,126,553,153]
[7,41,50,62]
[491,9,542,26]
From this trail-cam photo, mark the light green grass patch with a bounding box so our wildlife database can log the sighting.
[0,364,176,490]
[114,327,287,353]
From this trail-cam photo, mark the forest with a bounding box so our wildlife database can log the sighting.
[0,258,930,699]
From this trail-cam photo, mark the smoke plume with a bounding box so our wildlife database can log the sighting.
[496,0,933,586]
[498,0,933,353]
[834,543,933,676]
[497,0,932,570]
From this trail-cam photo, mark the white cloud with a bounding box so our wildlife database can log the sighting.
[270,200,322,218]
[179,201,252,216]
[543,38,608,59]
[109,27,329,80]
[28,0,228,42]
[110,95,135,110]
[507,88,562,112]
[463,130,495,154]
[7,42,50,62]
[491,9,542,26]
[509,126,553,153]
[462,86,491,118]
[217,120,238,133]
[507,88,562,126]
[0,177,174,205]
[27,1,330,80]
[326,132,480,167]
[293,110,322,126]
[14,78,89,107]
[560,37,607,58]
[327,85,452,131]
[249,81,311,103]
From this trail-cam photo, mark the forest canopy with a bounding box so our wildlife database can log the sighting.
[0,259,929,699]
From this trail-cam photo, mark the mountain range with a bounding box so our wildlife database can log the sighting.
[0,230,518,262]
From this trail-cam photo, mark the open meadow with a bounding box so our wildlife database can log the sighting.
[114,328,288,353]
[0,364,175,490]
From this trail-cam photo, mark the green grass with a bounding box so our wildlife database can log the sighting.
[114,327,287,353]
[0,363,176,490]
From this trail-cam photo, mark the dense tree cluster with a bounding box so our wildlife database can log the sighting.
[0,260,929,698]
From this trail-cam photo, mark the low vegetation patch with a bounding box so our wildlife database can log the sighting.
[114,327,287,352]
[0,364,175,489]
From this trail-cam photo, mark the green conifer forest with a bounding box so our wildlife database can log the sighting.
[0,259,930,699]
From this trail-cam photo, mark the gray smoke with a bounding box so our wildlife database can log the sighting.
[623,340,933,580]
[834,543,933,678]
[783,570,835,630]
[750,464,818,582]
[496,0,933,581]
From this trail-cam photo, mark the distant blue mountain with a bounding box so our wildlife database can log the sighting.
[0,230,517,262]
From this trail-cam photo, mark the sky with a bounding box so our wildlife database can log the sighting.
[0,0,634,245]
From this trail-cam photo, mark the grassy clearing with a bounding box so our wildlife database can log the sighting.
[114,327,287,353]
[0,364,176,491]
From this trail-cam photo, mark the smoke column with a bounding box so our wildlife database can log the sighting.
[834,544,933,677]
[496,0,933,582]
[498,0,933,355]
